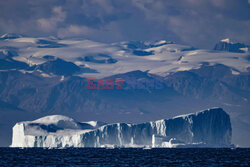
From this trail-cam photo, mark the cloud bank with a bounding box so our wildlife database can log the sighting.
[0,0,249,48]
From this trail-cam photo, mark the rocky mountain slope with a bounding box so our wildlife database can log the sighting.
[0,34,249,147]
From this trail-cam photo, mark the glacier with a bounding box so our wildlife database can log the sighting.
[1,35,249,78]
[10,108,232,148]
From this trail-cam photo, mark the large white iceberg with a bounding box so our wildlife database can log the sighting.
[10,108,232,148]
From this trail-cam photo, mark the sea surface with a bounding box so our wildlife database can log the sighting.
[0,148,249,166]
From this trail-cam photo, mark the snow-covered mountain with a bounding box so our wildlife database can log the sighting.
[0,34,249,78]
[0,33,21,40]
[0,34,249,147]
[11,108,232,148]
[214,39,249,53]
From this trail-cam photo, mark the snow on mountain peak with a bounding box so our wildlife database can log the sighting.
[214,39,249,53]
[1,36,249,78]
[220,38,230,43]
[0,33,21,40]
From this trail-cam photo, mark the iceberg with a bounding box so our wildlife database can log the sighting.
[10,108,232,148]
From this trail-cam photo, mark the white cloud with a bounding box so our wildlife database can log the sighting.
[57,25,95,38]
[37,6,66,32]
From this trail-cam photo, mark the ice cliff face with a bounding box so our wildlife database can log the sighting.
[10,108,232,148]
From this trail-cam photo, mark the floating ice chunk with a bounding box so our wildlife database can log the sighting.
[10,108,232,148]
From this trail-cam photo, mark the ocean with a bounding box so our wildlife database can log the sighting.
[0,148,249,166]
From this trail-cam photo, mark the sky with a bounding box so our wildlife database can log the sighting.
[0,0,249,49]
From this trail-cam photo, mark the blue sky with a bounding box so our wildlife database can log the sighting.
[0,0,249,48]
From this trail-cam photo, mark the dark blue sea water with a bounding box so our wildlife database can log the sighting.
[0,148,249,166]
